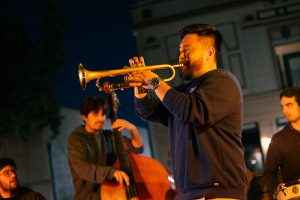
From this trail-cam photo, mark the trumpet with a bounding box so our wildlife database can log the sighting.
[78,63,182,91]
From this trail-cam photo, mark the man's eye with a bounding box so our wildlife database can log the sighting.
[3,170,15,176]
[184,50,190,56]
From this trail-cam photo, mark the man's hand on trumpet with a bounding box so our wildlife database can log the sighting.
[127,56,171,101]
[128,57,159,89]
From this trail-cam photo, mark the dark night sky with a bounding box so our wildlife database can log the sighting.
[3,0,147,127]
[58,0,147,126]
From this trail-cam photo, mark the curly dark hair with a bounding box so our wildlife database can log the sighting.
[80,96,108,116]
[0,158,16,170]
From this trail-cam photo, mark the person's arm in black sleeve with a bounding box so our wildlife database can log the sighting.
[134,91,169,126]
[163,72,241,126]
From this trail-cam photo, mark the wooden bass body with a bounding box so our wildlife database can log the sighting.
[101,153,172,200]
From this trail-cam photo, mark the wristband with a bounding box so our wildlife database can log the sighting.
[149,77,161,90]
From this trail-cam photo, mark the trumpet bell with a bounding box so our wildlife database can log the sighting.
[78,63,87,90]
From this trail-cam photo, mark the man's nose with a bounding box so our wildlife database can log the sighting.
[178,53,185,62]
[10,171,17,178]
[282,107,288,114]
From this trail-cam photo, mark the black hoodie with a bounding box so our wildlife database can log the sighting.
[135,69,247,200]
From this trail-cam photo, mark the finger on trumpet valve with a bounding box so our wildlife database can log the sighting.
[137,61,143,68]
[133,57,139,64]
[139,57,145,67]
[129,59,135,67]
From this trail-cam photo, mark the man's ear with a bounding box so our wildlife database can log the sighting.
[208,46,216,57]
[82,115,87,122]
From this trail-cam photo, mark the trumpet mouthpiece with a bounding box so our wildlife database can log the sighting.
[173,63,183,68]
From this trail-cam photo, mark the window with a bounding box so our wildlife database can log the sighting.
[273,36,300,88]
[242,123,265,173]
[283,52,300,87]
[141,9,152,19]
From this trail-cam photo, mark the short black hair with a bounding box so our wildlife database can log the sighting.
[178,23,223,58]
[0,158,16,170]
[80,96,107,116]
[280,87,300,106]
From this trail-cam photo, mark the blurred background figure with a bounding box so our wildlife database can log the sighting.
[0,158,46,200]
[264,87,300,199]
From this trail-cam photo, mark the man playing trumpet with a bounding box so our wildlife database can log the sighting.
[127,23,248,200]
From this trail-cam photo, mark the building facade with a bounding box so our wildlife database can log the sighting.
[130,0,300,174]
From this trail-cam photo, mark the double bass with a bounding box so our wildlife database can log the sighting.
[100,87,176,200]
